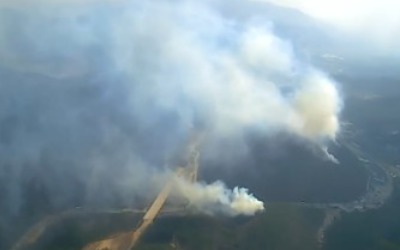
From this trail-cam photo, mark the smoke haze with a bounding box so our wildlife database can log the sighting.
[0,0,358,247]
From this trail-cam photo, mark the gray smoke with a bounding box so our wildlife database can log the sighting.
[0,1,344,246]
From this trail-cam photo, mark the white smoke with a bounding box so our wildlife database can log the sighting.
[174,178,264,216]
[321,146,339,164]
[0,1,346,243]
[293,72,341,140]
[0,0,342,141]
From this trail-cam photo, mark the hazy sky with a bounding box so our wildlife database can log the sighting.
[253,0,400,54]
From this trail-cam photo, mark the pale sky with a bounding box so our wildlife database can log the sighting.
[252,0,400,54]
[254,0,399,25]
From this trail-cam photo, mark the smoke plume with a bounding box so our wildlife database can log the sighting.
[0,1,345,247]
[293,72,341,140]
[174,178,264,216]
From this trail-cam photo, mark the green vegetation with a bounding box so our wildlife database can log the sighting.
[339,74,400,165]
[27,212,142,250]
[25,203,323,250]
[137,203,324,250]
[324,180,400,250]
